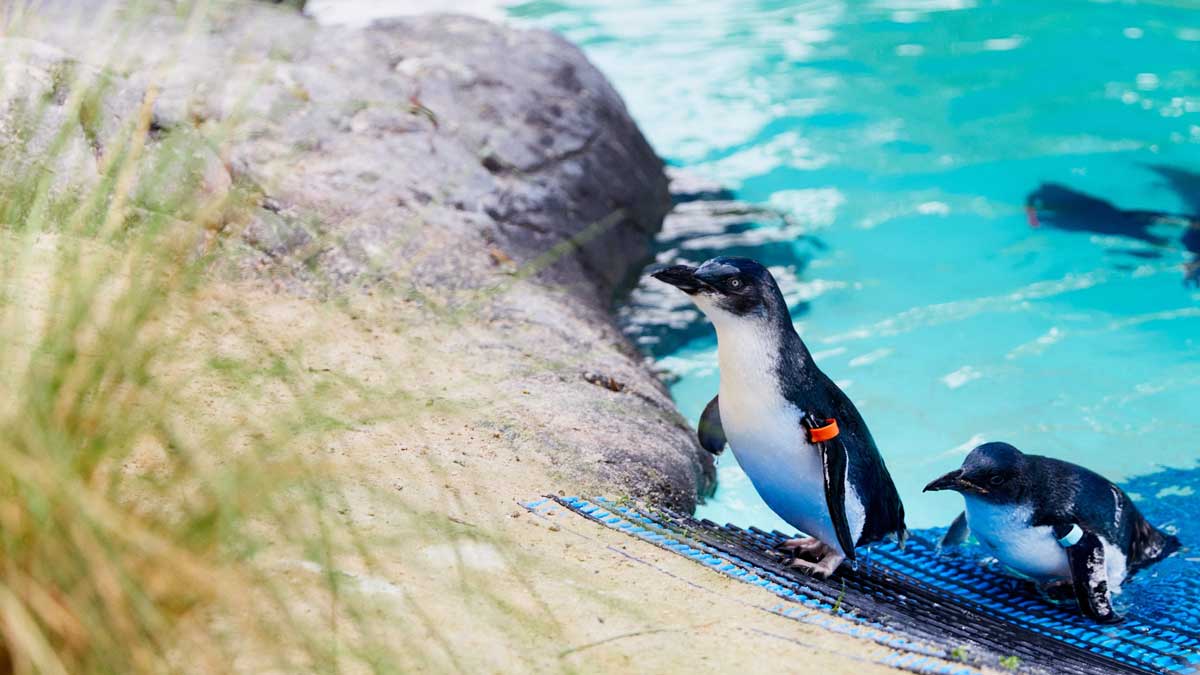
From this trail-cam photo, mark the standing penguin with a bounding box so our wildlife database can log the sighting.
[653,256,906,577]
[926,442,1180,623]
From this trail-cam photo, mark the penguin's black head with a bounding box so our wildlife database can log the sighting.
[924,442,1032,504]
[650,256,785,321]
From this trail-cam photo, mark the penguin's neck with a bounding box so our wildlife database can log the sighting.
[712,316,812,412]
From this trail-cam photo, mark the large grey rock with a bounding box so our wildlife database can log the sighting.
[18,1,711,509]
[37,6,668,302]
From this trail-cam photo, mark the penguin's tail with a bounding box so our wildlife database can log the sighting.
[1129,515,1182,572]
[1163,532,1183,558]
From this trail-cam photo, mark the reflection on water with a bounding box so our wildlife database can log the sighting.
[505,0,1200,535]
[619,177,820,357]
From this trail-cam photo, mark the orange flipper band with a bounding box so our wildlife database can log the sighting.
[808,418,839,443]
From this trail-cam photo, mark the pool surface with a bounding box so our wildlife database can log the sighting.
[499,0,1200,612]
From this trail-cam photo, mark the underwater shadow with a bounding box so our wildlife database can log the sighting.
[1025,167,1200,286]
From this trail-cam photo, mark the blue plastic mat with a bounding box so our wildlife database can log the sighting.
[543,495,1199,675]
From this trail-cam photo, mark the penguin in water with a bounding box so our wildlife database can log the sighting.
[1025,181,1200,285]
[652,257,906,577]
[1024,182,1173,246]
[926,442,1180,623]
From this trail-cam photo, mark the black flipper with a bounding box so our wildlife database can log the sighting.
[697,396,726,456]
[1053,523,1122,624]
[938,511,970,550]
[803,413,856,561]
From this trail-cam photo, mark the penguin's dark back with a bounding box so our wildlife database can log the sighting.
[1030,455,1177,570]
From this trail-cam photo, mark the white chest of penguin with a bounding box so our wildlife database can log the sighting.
[714,325,865,554]
[964,498,1127,588]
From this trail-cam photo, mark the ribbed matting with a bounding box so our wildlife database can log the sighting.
[547,495,1199,675]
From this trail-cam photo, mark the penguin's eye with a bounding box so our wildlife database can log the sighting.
[728,278,743,289]
[988,474,1006,486]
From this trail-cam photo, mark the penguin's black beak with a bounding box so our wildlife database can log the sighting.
[650,264,703,294]
[924,469,985,494]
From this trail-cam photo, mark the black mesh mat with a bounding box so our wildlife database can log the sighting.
[548,495,1199,675]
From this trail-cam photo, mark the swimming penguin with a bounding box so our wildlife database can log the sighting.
[652,257,906,577]
[1024,182,1173,246]
[1025,180,1200,284]
[925,442,1180,623]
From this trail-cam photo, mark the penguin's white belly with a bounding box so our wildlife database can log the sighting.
[720,392,865,557]
[710,318,864,557]
[965,498,1127,589]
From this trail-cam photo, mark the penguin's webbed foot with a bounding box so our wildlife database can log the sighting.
[785,543,844,579]
[1037,580,1076,605]
[775,536,827,561]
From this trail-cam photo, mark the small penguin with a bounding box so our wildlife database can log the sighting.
[1024,182,1172,246]
[925,442,1180,623]
[653,257,906,577]
[1025,180,1200,285]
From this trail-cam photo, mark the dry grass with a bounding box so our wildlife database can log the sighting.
[0,4,403,672]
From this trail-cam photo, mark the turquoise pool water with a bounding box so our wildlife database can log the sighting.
[501,0,1200,541]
